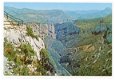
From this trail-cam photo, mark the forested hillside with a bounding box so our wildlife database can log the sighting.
[68,14,112,75]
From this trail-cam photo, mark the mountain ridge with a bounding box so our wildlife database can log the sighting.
[4,6,112,23]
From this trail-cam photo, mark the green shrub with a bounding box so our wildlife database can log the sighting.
[20,43,35,57]
[4,41,16,61]
[40,49,49,58]
[26,26,38,40]
[40,49,55,75]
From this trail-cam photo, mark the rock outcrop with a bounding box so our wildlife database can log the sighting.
[4,22,45,60]
[4,17,55,76]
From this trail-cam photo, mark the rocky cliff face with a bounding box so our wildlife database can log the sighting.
[4,21,45,60]
[4,17,55,75]
[28,23,56,40]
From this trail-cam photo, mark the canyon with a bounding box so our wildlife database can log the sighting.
[4,7,112,76]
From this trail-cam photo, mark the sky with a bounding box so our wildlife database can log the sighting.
[4,2,112,11]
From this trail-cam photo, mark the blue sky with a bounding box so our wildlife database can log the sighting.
[4,2,112,11]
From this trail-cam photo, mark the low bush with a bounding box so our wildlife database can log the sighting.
[26,26,38,40]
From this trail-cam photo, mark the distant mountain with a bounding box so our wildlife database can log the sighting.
[65,7,112,19]
[4,6,72,23]
[4,6,112,23]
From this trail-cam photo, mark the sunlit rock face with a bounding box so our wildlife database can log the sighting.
[4,23,45,60]
[27,23,56,40]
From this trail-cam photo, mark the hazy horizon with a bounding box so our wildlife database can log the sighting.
[4,3,112,11]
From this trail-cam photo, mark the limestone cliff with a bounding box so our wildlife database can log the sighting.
[4,17,55,75]
[4,18,45,60]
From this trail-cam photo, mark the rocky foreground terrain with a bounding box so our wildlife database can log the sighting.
[4,17,56,75]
